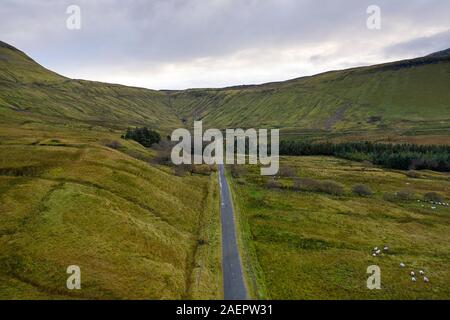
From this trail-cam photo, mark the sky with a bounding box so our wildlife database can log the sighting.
[1,0,449,90]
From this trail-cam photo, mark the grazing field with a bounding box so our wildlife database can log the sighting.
[228,156,450,300]
[0,124,221,299]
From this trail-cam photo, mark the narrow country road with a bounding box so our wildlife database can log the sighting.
[218,164,248,300]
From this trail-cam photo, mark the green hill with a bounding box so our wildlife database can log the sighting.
[168,52,450,133]
[0,41,222,299]
[0,125,222,299]
[0,41,180,132]
[1,40,449,134]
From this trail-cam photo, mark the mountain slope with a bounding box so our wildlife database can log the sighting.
[167,51,450,132]
[2,41,450,133]
[0,41,222,299]
[0,41,180,131]
[0,123,222,300]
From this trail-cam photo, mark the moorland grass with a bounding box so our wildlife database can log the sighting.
[228,156,450,299]
[0,124,222,299]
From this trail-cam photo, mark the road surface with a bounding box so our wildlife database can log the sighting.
[218,164,248,300]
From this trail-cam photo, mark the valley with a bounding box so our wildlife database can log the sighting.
[0,40,449,299]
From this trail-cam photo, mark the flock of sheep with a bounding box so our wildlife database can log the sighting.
[372,246,430,283]
[400,263,430,283]
[417,199,449,210]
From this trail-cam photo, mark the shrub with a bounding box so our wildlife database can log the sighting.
[293,178,344,195]
[124,127,161,148]
[383,192,397,202]
[279,165,296,177]
[319,180,345,196]
[191,165,214,175]
[361,160,373,167]
[266,178,281,189]
[292,178,320,191]
[406,170,421,178]
[423,192,444,203]
[352,184,373,197]
[152,150,173,166]
[230,165,247,178]
[174,165,190,177]
[105,140,121,150]
[396,189,415,201]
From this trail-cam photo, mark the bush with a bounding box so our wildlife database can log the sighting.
[124,127,161,148]
[319,180,345,196]
[105,140,121,150]
[352,184,372,197]
[293,178,344,195]
[173,165,190,177]
[383,192,397,202]
[362,160,373,167]
[230,165,247,178]
[396,189,415,201]
[406,170,421,178]
[423,192,444,203]
[152,150,173,166]
[292,178,320,191]
[383,190,415,202]
[279,165,296,177]
[266,178,281,189]
[191,164,214,175]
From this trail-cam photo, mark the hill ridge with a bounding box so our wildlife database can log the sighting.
[1,40,449,132]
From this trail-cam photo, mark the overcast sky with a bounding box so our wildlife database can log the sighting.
[1,0,449,89]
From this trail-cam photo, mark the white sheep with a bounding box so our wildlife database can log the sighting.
[410,271,415,277]
[374,247,379,251]
[419,270,424,275]
[383,246,389,251]
[431,206,436,210]
[372,253,377,257]
[423,277,429,283]
[376,249,381,255]
[400,263,405,268]
[411,277,417,282]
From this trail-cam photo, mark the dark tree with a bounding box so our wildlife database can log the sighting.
[279,141,450,172]
[124,127,161,148]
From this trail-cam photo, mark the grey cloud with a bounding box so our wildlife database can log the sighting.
[384,29,450,58]
[1,0,449,88]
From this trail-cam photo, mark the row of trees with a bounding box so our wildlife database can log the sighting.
[279,141,450,172]
[122,127,161,148]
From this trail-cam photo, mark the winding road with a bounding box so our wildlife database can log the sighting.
[218,164,248,300]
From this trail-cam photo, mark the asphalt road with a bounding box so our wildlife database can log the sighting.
[218,164,248,300]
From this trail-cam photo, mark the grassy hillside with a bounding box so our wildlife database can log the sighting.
[228,157,450,299]
[0,124,222,299]
[167,52,450,133]
[0,41,180,132]
[1,40,449,134]
[0,41,224,300]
